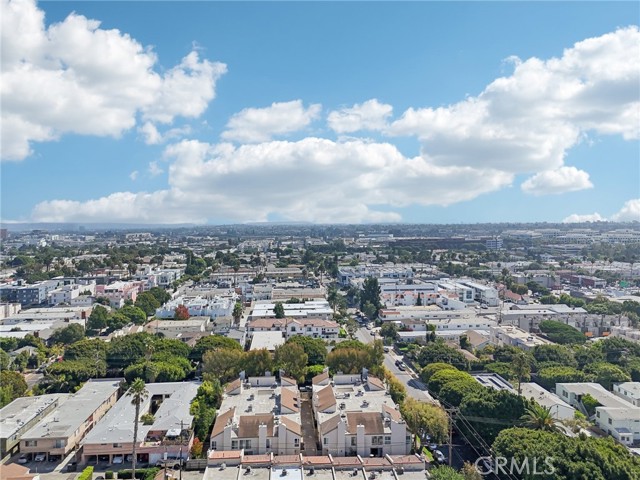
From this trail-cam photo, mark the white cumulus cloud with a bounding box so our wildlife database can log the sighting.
[387,26,639,175]
[327,99,393,133]
[611,199,640,222]
[521,166,593,195]
[31,138,513,224]
[129,171,139,181]
[1,0,226,161]
[221,100,321,143]
[562,212,605,223]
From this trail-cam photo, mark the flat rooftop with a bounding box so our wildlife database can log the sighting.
[472,374,515,393]
[520,383,574,412]
[250,331,286,351]
[22,380,121,441]
[203,465,241,480]
[0,394,70,439]
[83,382,199,445]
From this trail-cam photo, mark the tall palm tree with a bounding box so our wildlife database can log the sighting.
[520,404,561,432]
[512,352,531,396]
[127,379,149,479]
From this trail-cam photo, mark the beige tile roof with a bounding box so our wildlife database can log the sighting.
[281,376,298,387]
[383,403,402,422]
[211,407,235,438]
[224,378,241,394]
[281,387,300,413]
[208,450,242,460]
[280,416,302,436]
[367,376,385,390]
[238,413,274,438]
[312,371,329,385]
[315,384,336,411]
[241,454,272,465]
[272,454,302,465]
[345,412,383,435]
[319,414,342,435]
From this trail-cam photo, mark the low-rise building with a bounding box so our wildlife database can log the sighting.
[489,325,550,351]
[0,394,70,457]
[613,382,640,407]
[312,373,410,457]
[250,301,332,321]
[519,383,576,420]
[210,375,303,456]
[144,318,209,340]
[81,382,198,465]
[556,382,640,446]
[155,295,235,320]
[19,380,121,461]
[246,317,339,341]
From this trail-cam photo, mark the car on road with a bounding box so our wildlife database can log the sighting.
[383,346,390,353]
[18,455,29,464]
[34,454,46,462]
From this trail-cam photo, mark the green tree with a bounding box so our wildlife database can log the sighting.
[520,403,562,432]
[135,292,161,316]
[0,371,28,407]
[400,397,449,448]
[512,352,532,395]
[286,336,327,366]
[536,366,590,391]
[190,335,242,361]
[416,342,468,370]
[148,287,171,305]
[232,302,243,324]
[274,343,308,381]
[87,305,109,331]
[584,362,631,390]
[273,302,285,319]
[428,369,475,396]
[202,348,245,383]
[120,305,148,325]
[429,467,464,480]
[127,379,148,480]
[360,277,382,315]
[539,320,587,345]
[49,324,85,345]
[243,349,273,377]
[420,363,457,383]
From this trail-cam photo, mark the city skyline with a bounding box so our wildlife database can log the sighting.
[1,0,639,225]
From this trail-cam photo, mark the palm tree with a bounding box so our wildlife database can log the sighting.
[127,379,149,479]
[520,404,562,432]
[512,352,531,396]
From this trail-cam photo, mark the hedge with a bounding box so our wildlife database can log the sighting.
[116,468,160,480]
[78,466,94,480]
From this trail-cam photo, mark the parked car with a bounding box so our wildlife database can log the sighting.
[34,454,46,462]
[397,362,406,371]
[18,455,29,464]
[112,456,123,464]
[66,462,78,472]
[383,346,390,353]
[434,450,446,463]
[428,443,438,451]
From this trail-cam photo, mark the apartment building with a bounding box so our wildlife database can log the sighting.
[246,317,340,340]
[519,383,576,420]
[95,281,143,308]
[210,375,302,456]
[0,394,70,457]
[489,325,550,351]
[155,295,235,320]
[556,383,640,446]
[20,380,121,461]
[613,382,640,407]
[81,382,198,464]
[250,301,333,321]
[312,373,410,457]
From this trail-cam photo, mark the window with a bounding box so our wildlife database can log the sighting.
[323,437,328,445]
[351,437,356,446]
[211,442,217,450]
[113,443,122,448]
[608,418,612,425]
[231,440,238,449]
[25,441,37,447]
[294,438,299,446]
[240,440,252,449]
[384,436,391,445]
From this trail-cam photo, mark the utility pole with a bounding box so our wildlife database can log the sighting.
[445,407,458,467]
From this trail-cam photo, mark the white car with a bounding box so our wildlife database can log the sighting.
[18,455,29,464]
[112,456,123,464]
[34,454,46,462]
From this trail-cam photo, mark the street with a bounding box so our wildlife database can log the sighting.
[354,326,434,403]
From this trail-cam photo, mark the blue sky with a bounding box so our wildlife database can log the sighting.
[1,0,639,224]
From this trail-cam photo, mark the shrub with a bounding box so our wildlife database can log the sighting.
[105,471,114,479]
[78,467,94,480]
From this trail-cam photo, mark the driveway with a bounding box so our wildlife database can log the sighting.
[299,392,319,455]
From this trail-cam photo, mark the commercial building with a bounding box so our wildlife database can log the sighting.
[0,395,70,457]
[312,373,410,457]
[210,375,303,456]
[20,380,121,461]
[81,382,199,465]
